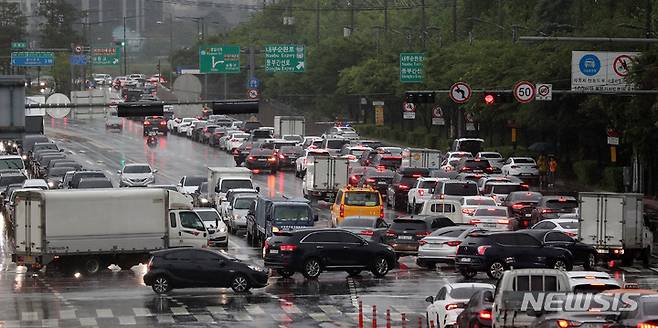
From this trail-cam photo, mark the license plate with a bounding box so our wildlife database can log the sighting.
[597,249,609,254]
[521,173,533,176]
[483,223,496,228]
[525,214,532,217]
[460,258,471,262]
[269,249,279,254]
[258,158,267,161]
[399,235,413,240]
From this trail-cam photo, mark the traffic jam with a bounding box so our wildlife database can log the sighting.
[1,111,657,328]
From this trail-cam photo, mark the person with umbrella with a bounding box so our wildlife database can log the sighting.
[537,154,547,188]
[548,155,558,188]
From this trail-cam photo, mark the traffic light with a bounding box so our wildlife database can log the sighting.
[482,92,513,106]
[404,91,435,104]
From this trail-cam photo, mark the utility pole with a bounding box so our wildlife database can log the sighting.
[452,0,457,42]
[420,0,426,50]
[645,0,652,38]
[384,0,389,45]
[123,15,127,75]
[169,13,173,87]
[315,0,320,45]
[350,0,355,32]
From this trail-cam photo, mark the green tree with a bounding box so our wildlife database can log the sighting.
[37,0,81,48]
[0,2,27,73]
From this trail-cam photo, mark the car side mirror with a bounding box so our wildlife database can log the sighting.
[153,169,158,173]
[227,205,232,210]
[255,186,260,192]
[177,183,182,187]
[116,170,121,174]
[425,296,434,303]
[314,214,319,222]
[215,186,220,192]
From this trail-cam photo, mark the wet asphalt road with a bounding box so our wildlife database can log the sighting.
[1,118,658,327]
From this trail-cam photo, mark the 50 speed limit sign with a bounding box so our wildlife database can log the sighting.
[513,80,536,104]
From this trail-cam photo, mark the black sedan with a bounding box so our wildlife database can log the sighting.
[524,229,598,270]
[244,148,278,173]
[263,228,396,279]
[337,216,390,243]
[456,289,495,328]
[143,248,268,294]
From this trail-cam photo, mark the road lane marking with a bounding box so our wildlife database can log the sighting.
[170,306,189,315]
[309,312,330,321]
[59,309,76,320]
[118,316,137,325]
[245,305,265,315]
[96,309,114,318]
[205,306,227,315]
[193,314,214,323]
[132,308,152,317]
[79,317,98,326]
[155,315,174,323]
[21,312,38,321]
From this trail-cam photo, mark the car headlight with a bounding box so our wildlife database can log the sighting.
[21,155,27,160]
[272,226,280,233]
[200,198,208,204]
[248,264,265,272]
[219,226,227,233]
[47,181,55,188]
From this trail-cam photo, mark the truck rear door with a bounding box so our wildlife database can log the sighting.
[14,193,43,258]
[579,194,624,249]
[332,159,349,191]
[312,158,331,191]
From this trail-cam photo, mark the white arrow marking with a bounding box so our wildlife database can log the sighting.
[211,56,224,68]
[112,58,119,64]
[296,61,305,70]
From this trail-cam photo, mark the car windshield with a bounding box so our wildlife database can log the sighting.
[344,192,380,206]
[78,179,112,188]
[491,184,522,194]
[450,287,490,299]
[220,179,253,192]
[513,158,536,164]
[480,153,501,159]
[184,176,205,186]
[273,205,311,224]
[0,175,27,187]
[390,220,425,231]
[0,158,24,170]
[475,208,507,217]
[123,165,151,173]
[326,140,348,149]
[465,160,490,169]
[465,198,496,206]
[419,181,438,189]
[350,149,367,157]
[444,183,478,196]
[340,218,376,228]
[197,211,220,222]
[509,192,542,202]
[234,197,255,209]
[558,221,579,229]
[378,158,402,168]
[546,199,578,210]
[281,146,303,154]
[48,168,71,177]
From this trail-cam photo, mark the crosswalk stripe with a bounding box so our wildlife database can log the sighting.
[193,314,214,323]
[59,309,76,320]
[309,313,330,322]
[21,312,38,321]
[96,309,114,318]
[170,307,190,315]
[41,319,58,327]
[156,315,175,323]
[233,312,253,321]
[132,308,152,317]
[272,313,292,322]
[245,305,266,315]
[281,303,302,314]
[79,317,98,326]
[319,305,341,314]
[118,316,136,325]
[205,306,228,315]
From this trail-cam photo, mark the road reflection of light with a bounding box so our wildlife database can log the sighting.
[267,175,276,197]
[74,272,81,279]
[158,137,167,150]
[50,117,55,128]
[63,117,68,128]
[278,172,284,194]
[13,273,24,291]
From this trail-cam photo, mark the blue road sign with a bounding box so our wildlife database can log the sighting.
[11,52,55,67]
[69,54,88,65]
[579,54,601,76]
[248,78,260,89]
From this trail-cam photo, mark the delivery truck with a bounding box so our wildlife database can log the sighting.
[302,156,349,200]
[12,188,209,274]
[578,192,653,267]
[273,116,305,138]
[401,148,442,169]
[207,167,254,206]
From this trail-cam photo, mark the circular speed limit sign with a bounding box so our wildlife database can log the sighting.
[513,81,536,104]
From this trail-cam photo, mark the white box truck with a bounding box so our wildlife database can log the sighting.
[578,192,653,266]
[273,116,305,138]
[401,148,442,169]
[12,188,209,274]
[207,167,254,206]
[302,156,349,200]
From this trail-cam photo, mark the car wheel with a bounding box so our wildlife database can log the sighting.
[552,258,570,271]
[459,268,477,279]
[583,253,597,270]
[231,274,251,293]
[346,269,362,277]
[302,258,322,279]
[486,261,506,279]
[371,256,389,277]
[276,269,295,278]
[83,257,102,275]
[152,275,172,294]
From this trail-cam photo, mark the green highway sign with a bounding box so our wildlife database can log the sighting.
[11,41,27,49]
[400,52,425,83]
[265,44,305,72]
[199,45,241,73]
[92,47,121,65]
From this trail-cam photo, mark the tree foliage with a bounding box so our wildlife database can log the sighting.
[37,0,81,48]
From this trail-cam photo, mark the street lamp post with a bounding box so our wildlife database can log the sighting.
[123,15,127,75]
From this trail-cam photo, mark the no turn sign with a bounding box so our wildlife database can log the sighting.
[248,89,259,99]
[402,102,416,119]
[513,80,535,104]
[449,82,472,104]
[535,83,552,101]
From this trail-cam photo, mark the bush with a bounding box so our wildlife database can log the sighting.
[572,160,600,186]
[602,166,623,192]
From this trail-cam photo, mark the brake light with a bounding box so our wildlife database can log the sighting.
[512,204,525,209]
[445,303,462,311]
[280,245,297,252]
[279,154,286,159]
[412,174,422,177]
[637,323,658,328]
[147,258,153,270]
[376,165,386,171]
[415,231,430,237]
[359,230,374,236]
[264,239,270,252]
[521,184,529,190]
[398,184,410,190]
[469,219,481,224]
[379,205,384,218]
[268,156,277,162]
[159,120,166,126]
[462,208,476,215]
[479,310,492,320]
[418,239,428,246]
[418,189,425,196]
[566,231,578,238]
[477,245,491,255]
[143,121,151,125]
[446,241,461,247]
[366,178,376,183]
[542,209,558,214]
[386,229,397,237]
[339,204,345,218]
[557,320,570,328]
[485,167,494,173]
[247,156,255,161]
[497,219,510,224]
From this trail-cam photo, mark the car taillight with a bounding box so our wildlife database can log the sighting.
[462,208,475,215]
[398,184,409,190]
[566,231,578,238]
[446,241,461,247]
[159,120,166,126]
[637,323,658,328]
[279,245,297,252]
[359,230,374,236]
[497,219,510,224]
[379,205,384,218]
[510,165,519,169]
[147,258,153,270]
[418,239,428,246]
[264,239,270,251]
[445,303,462,311]
[485,167,494,173]
[386,229,397,237]
[418,189,425,196]
[469,219,481,224]
[512,204,525,209]
[279,154,286,159]
[521,184,529,190]
[477,245,491,255]
[339,204,345,217]
[143,121,151,125]
[479,310,492,320]
[366,178,376,183]
[415,231,430,237]
[542,209,557,214]
[268,156,277,162]
[247,156,255,161]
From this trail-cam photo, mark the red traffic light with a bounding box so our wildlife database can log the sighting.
[484,94,495,105]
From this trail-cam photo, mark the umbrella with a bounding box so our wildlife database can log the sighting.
[528,142,556,154]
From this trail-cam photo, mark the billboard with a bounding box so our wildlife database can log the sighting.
[571,51,640,92]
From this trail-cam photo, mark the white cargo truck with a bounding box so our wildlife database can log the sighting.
[578,192,653,266]
[401,148,442,169]
[273,116,305,138]
[207,167,254,207]
[12,188,208,274]
[302,156,349,200]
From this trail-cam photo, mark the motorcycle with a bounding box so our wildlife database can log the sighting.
[146,132,158,147]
